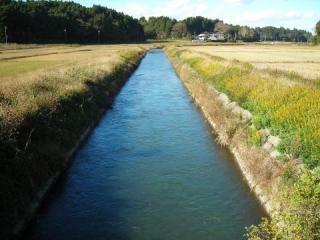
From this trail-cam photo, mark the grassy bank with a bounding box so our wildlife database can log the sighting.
[166,46,320,168]
[165,45,320,239]
[0,45,147,239]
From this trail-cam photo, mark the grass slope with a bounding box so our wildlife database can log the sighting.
[167,46,320,168]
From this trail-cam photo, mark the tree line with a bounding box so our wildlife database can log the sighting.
[312,20,320,44]
[139,16,219,39]
[0,0,145,43]
[140,17,312,42]
[0,0,315,44]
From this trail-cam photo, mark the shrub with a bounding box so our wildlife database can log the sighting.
[246,169,320,240]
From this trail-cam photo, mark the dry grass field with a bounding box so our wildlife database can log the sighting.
[0,44,151,123]
[180,44,320,80]
[0,44,148,78]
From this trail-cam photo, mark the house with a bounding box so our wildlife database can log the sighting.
[208,33,225,41]
[195,32,225,41]
[198,32,209,41]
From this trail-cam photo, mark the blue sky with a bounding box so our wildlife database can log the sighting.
[73,0,319,33]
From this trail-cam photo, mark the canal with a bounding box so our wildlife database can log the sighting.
[25,49,264,240]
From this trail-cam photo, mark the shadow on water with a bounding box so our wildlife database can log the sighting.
[196,109,267,212]
[24,49,265,240]
[24,137,132,240]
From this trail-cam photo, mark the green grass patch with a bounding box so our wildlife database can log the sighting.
[0,60,56,77]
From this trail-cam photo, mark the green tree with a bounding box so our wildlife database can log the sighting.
[214,21,229,32]
[183,16,218,35]
[0,1,144,43]
[311,20,320,45]
[171,22,187,38]
[140,16,176,39]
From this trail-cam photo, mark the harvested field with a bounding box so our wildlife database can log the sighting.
[180,44,320,80]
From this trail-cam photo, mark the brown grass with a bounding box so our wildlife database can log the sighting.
[180,44,320,80]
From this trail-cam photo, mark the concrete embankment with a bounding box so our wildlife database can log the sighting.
[3,51,146,240]
[165,48,282,217]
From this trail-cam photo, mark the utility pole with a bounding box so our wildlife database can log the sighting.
[4,26,8,45]
[64,28,67,43]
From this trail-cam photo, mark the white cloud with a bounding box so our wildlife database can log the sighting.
[239,10,276,22]
[113,0,317,31]
[223,0,254,5]
[121,0,314,23]
[122,0,212,19]
[239,10,315,22]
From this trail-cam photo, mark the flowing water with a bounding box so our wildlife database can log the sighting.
[25,49,264,240]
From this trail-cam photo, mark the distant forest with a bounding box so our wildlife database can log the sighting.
[0,0,314,43]
[140,16,312,42]
[0,0,145,43]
